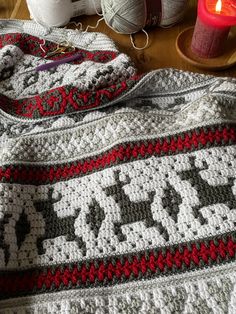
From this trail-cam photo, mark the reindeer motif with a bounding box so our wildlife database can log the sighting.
[34,189,86,255]
[179,156,236,225]
[104,171,169,241]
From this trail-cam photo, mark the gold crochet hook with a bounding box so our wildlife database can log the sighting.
[44,40,75,58]
[18,41,77,76]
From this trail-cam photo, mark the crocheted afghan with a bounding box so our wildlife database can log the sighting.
[0,19,236,314]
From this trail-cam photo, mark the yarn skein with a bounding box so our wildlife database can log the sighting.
[101,0,188,34]
[26,0,102,27]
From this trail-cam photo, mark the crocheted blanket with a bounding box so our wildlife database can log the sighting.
[0,19,236,314]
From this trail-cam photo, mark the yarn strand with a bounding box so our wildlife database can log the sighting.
[64,21,83,33]
[130,29,150,50]
[92,0,103,16]
[85,17,104,32]
[39,39,47,55]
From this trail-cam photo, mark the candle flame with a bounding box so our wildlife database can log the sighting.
[215,0,222,12]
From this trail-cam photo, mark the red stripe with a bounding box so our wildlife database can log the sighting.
[0,79,136,119]
[0,125,235,185]
[0,33,118,61]
[1,233,235,297]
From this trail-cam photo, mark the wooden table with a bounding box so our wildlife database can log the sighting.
[0,0,235,77]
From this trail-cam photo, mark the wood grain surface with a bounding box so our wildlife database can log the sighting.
[0,0,17,18]
[0,0,235,77]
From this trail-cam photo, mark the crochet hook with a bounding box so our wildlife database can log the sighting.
[19,53,83,75]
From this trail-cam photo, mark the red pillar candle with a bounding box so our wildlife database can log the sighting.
[191,0,236,58]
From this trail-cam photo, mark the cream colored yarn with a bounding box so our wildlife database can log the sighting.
[102,0,188,34]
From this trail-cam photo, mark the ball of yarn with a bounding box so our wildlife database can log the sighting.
[161,0,188,27]
[26,0,102,27]
[101,0,146,34]
[101,0,187,34]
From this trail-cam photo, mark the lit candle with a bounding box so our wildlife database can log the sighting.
[191,0,236,58]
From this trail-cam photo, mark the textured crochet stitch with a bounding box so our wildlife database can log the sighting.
[0,19,236,314]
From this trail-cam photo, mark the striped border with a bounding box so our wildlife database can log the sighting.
[0,33,118,62]
[0,124,235,185]
[1,231,235,300]
[0,77,138,119]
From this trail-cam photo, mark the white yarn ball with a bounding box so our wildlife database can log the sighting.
[101,0,187,34]
[26,0,102,27]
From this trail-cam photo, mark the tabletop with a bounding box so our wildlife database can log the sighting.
[0,0,235,77]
